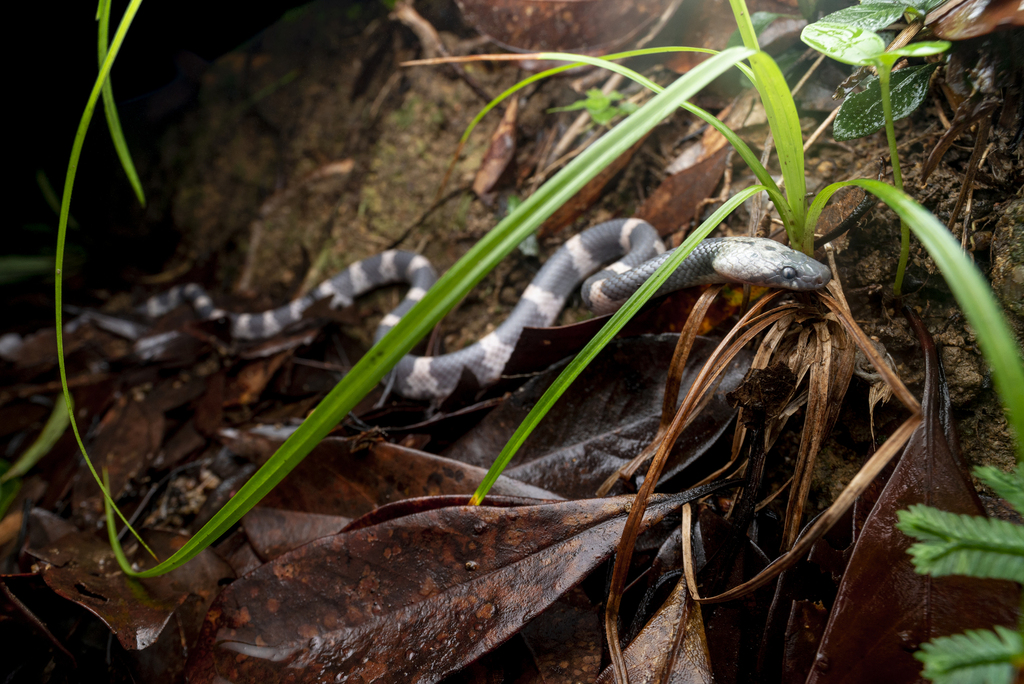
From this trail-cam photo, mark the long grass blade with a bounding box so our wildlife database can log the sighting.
[96,0,145,206]
[55,0,155,561]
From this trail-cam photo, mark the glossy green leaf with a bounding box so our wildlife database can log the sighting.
[916,626,1023,684]
[818,2,908,30]
[801,22,886,65]
[833,63,939,141]
[889,40,952,57]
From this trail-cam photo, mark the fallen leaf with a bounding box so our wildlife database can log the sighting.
[187,492,701,683]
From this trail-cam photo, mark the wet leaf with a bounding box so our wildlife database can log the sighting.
[187,493,693,683]
[800,23,887,66]
[242,507,352,561]
[519,587,604,682]
[833,64,939,141]
[72,392,164,504]
[446,334,749,498]
[805,309,1021,683]
[28,529,233,651]
[816,2,909,31]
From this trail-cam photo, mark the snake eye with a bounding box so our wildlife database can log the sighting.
[782,266,797,280]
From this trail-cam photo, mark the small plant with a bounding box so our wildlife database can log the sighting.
[548,87,639,126]
[800,10,950,294]
[897,464,1024,683]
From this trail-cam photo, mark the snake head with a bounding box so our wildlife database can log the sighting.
[714,237,832,291]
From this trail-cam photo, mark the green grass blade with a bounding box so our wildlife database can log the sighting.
[105,47,756,577]
[748,51,807,250]
[809,179,1024,457]
[96,0,146,207]
[0,462,20,520]
[470,185,764,504]
[727,0,807,246]
[0,399,70,483]
[55,0,156,562]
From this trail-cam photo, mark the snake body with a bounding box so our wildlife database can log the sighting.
[142,219,830,400]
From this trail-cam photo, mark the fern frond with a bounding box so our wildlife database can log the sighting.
[915,625,1023,684]
[896,504,1024,583]
[975,466,1024,516]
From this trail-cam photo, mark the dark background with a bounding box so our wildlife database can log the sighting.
[9,0,311,298]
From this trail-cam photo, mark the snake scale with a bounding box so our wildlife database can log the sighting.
[142,218,831,401]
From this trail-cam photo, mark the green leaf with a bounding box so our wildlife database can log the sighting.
[889,40,952,58]
[818,3,908,30]
[801,22,886,65]
[916,626,1023,684]
[896,504,1024,583]
[833,63,939,141]
[975,465,1024,515]
[747,50,808,249]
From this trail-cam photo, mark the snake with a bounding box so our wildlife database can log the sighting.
[141,218,831,401]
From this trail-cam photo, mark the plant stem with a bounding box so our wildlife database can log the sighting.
[879,64,909,295]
